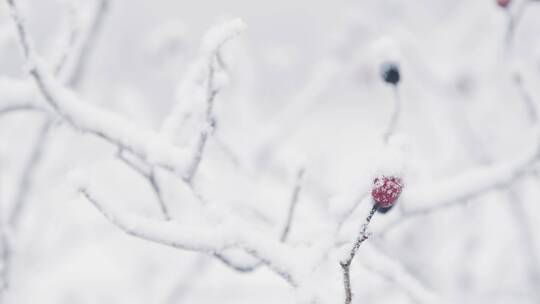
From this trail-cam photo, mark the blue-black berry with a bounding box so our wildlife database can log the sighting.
[381,63,400,85]
[376,204,395,214]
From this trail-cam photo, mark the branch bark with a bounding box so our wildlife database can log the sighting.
[339,204,378,304]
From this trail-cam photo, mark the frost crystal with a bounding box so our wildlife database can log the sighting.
[371,176,403,208]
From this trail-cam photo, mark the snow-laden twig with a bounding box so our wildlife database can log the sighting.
[183,56,220,182]
[117,148,171,220]
[30,61,193,175]
[0,78,44,116]
[55,0,110,88]
[215,166,306,272]
[0,224,10,299]
[441,51,540,300]
[281,167,305,242]
[5,8,250,185]
[117,148,151,177]
[504,0,532,49]
[361,244,450,304]
[8,118,51,229]
[9,8,307,279]
[339,204,378,304]
[77,182,302,286]
[504,0,538,124]
[162,18,246,182]
[506,187,540,300]
[7,0,193,176]
[512,72,538,124]
[401,129,540,212]
[2,1,112,297]
[148,169,170,220]
[163,255,209,304]
[0,102,40,116]
[80,187,231,251]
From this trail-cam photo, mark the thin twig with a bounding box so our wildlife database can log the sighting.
[117,148,170,220]
[117,148,150,178]
[79,187,299,286]
[8,118,52,229]
[0,225,10,299]
[6,0,31,58]
[214,167,306,272]
[213,253,260,272]
[506,187,540,301]
[280,167,305,242]
[339,204,378,304]
[164,255,209,304]
[502,5,540,299]
[2,0,109,296]
[0,104,42,116]
[504,0,538,124]
[66,0,110,88]
[148,169,170,221]
[512,72,538,124]
[185,61,219,183]
[504,0,531,49]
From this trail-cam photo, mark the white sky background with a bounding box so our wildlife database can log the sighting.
[1,0,540,303]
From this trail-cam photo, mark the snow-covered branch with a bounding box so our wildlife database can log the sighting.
[8,118,51,229]
[0,78,44,116]
[7,0,195,178]
[160,18,246,182]
[77,178,303,286]
[55,0,110,88]
[0,225,10,299]
[402,129,540,213]
[5,0,540,302]
[361,244,449,304]
[339,204,378,304]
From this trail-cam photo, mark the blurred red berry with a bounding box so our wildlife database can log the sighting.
[497,0,511,8]
[371,176,403,208]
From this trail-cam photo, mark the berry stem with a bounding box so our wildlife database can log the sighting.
[383,85,401,143]
[340,204,379,304]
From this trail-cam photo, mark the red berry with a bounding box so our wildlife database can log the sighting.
[371,176,403,208]
[497,0,511,8]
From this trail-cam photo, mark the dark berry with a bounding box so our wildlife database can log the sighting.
[377,204,395,214]
[497,0,511,8]
[381,63,400,85]
[371,176,403,208]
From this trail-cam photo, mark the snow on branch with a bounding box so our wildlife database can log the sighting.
[74,173,303,286]
[55,0,110,87]
[0,77,44,116]
[361,244,449,304]
[7,0,194,177]
[214,166,306,273]
[160,18,246,182]
[340,204,378,304]
[0,225,10,298]
[30,64,192,175]
[6,1,308,286]
[8,119,51,228]
[200,18,246,57]
[402,127,540,212]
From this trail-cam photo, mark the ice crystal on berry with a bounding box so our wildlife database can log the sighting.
[371,176,403,208]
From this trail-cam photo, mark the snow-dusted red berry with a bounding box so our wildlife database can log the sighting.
[497,0,511,8]
[371,176,403,208]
